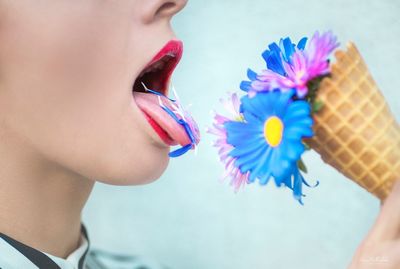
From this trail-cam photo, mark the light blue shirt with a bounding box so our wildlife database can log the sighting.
[0,224,172,269]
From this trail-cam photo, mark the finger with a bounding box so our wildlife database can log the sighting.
[387,240,400,267]
[368,180,400,242]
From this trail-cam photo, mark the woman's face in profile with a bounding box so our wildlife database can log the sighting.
[0,0,187,185]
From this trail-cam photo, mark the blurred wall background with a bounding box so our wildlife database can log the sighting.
[83,1,400,268]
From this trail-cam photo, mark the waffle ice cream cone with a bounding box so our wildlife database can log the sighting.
[306,42,400,201]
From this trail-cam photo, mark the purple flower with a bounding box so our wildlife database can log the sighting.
[307,31,340,76]
[255,50,310,97]
[248,31,339,98]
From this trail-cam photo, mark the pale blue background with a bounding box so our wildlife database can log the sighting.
[83,1,400,268]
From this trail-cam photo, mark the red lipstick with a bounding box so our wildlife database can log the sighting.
[132,40,191,147]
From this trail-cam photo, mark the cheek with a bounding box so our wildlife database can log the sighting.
[38,95,171,185]
[0,2,171,185]
[3,81,171,185]
[63,99,172,185]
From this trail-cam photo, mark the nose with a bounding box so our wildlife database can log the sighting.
[142,0,188,24]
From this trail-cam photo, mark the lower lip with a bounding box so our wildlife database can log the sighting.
[141,110,177,146]
[133,39,184,147]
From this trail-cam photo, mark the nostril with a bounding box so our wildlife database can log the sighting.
[142,0,187,24]
[154,2,179,19]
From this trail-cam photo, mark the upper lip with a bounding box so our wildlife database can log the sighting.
[133,39,183,96]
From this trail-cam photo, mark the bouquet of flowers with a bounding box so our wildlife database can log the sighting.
[209,31,400,203]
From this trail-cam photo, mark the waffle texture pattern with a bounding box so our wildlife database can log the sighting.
[307,42,400,200]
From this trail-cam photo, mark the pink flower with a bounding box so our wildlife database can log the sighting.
[207,93,249,191]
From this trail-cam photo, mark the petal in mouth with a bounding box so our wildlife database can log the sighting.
[142,83,200,158]
[131,40,200,156]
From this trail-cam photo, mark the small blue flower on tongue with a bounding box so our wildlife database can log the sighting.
[142,83,200,158]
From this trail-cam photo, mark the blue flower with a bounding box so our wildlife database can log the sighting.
[223,89,314,203]
[282,166,319,205]
[262,36,308,74]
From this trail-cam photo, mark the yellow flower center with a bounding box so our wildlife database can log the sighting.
[235,114,245,122]
[264,116,284,147]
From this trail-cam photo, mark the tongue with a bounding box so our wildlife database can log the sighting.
[133,92,192,146]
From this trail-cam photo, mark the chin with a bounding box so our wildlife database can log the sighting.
[132,149,170,185]
[93,146,170,186]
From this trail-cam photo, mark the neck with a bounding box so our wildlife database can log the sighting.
[0,132,94,258]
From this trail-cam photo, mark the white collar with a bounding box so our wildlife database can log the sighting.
[0,223,90,269]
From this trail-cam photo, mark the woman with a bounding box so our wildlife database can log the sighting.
[0,1,398,268]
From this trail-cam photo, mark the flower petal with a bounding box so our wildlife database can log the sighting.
[283,101,311,121]
[240,80,253,92]
[247,68,258,80]
[282,141,305,161]
[297,37,308,50]
[281,37,295,61]
[229,136,266,159]
[248,146,273,182]
[284,124,314,139]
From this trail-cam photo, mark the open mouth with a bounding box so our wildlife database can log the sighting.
[132,40,183,95]
[132,40,192,147]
